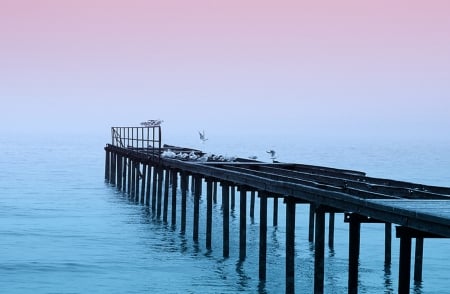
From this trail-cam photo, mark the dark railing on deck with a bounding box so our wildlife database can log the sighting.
[111,126,161,155]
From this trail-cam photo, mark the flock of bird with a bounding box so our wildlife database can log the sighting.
[140,119,164,127]
[161,149,236,162]
[140,120,277,162]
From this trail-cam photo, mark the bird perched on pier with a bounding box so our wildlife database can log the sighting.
[141,119,164,127]
[199,130,208,143]
[266,149,277,161]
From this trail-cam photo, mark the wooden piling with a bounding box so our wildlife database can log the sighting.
[273,196,278,227]
[328,212,335,248]
[181,172,187,233]
[259,192,268,280]
[104,150,110,181]
[171,170,178,226]
[193,176,201,242]
[286,197,296,294]
[250,191,256,218]
[111,152,116,185]
[145,165,152,205]
[163,169,170,222]
[117,154,122,190]
[134,162,140,202]
[129,160,136,198]
[152,167,158,213]
[309,203,315,242]
[222,182,230,257]
[314,207,325,294]
[398,234,412,294]
[231,186,235,210]
[127,158,132,194]
[213,181,218,204]
[414,237,424,282]
[348,217,361,294]
[385,223,392,264]
[239,188,247,260]
[157,168,163,218]
[140,163,146,204]
[122,157,127,192]
[206,179,213,249]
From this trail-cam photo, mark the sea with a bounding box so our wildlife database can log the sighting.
[1,132,450,293]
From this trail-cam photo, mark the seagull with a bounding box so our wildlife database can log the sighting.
[199,130,208,143]
[141,119,164,127]
[266,150,277,161]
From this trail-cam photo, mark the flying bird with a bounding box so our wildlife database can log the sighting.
[199,130,208,143]
[266,149,277,161]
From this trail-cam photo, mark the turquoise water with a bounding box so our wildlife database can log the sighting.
[1,133,450,293]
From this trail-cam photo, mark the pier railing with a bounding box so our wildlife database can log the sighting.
[111,126,161,155]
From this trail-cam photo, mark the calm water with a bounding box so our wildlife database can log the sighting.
[1,133,450,293]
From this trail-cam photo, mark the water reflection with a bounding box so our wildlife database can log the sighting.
[413,280,423,294]
[383,264,394,293]
[235,260,250,290]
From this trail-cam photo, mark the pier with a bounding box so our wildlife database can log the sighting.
[104,126,450,294]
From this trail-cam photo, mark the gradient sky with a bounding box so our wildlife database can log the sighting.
[1,0,449,140]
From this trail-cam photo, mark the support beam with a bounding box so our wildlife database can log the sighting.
[309,203,315,242]
[130,160,135,198]
[104,150,110,181]
[239,188,247,260]
[140,163,146,204]
[395,226,443,292]
[328,212,335,248]
[117,155,122,191]
[111,153,116,185]
[171,170,178,226]
[180,172,187,233]
[385,223,392,265]
[259,192,268,280]
[213,181,218,204]
[250,191,256,218]
[286,197,296,294]
[222,182,230,257]
[231,186,235,210]
[157,168,163,218]
[398,234,412,294]
[145,165,152,206]
[127,158,132,194]
[414,237,424,282]
[314,207,325,294]
[163,169,170,222]
[134,162,140,202]
[206,179,213,249]
[348,217,361,294]
[193,176,201,242]
[273,196,278,227]
[152,167,158,213]
[122,157,127,192]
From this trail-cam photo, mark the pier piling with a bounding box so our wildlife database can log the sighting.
[259,192,267,280]
[286,197,296,294]
[239,187,247,260]
[222,182,230,257]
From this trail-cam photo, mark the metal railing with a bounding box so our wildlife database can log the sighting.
[111,126,162,156]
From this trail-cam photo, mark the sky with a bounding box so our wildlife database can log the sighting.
[1,0,449,141]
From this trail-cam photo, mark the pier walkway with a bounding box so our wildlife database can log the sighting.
[104,126,450,294]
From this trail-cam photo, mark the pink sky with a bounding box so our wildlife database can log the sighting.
[1,0,449,139]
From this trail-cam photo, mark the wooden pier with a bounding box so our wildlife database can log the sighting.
[104,126,450,294]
